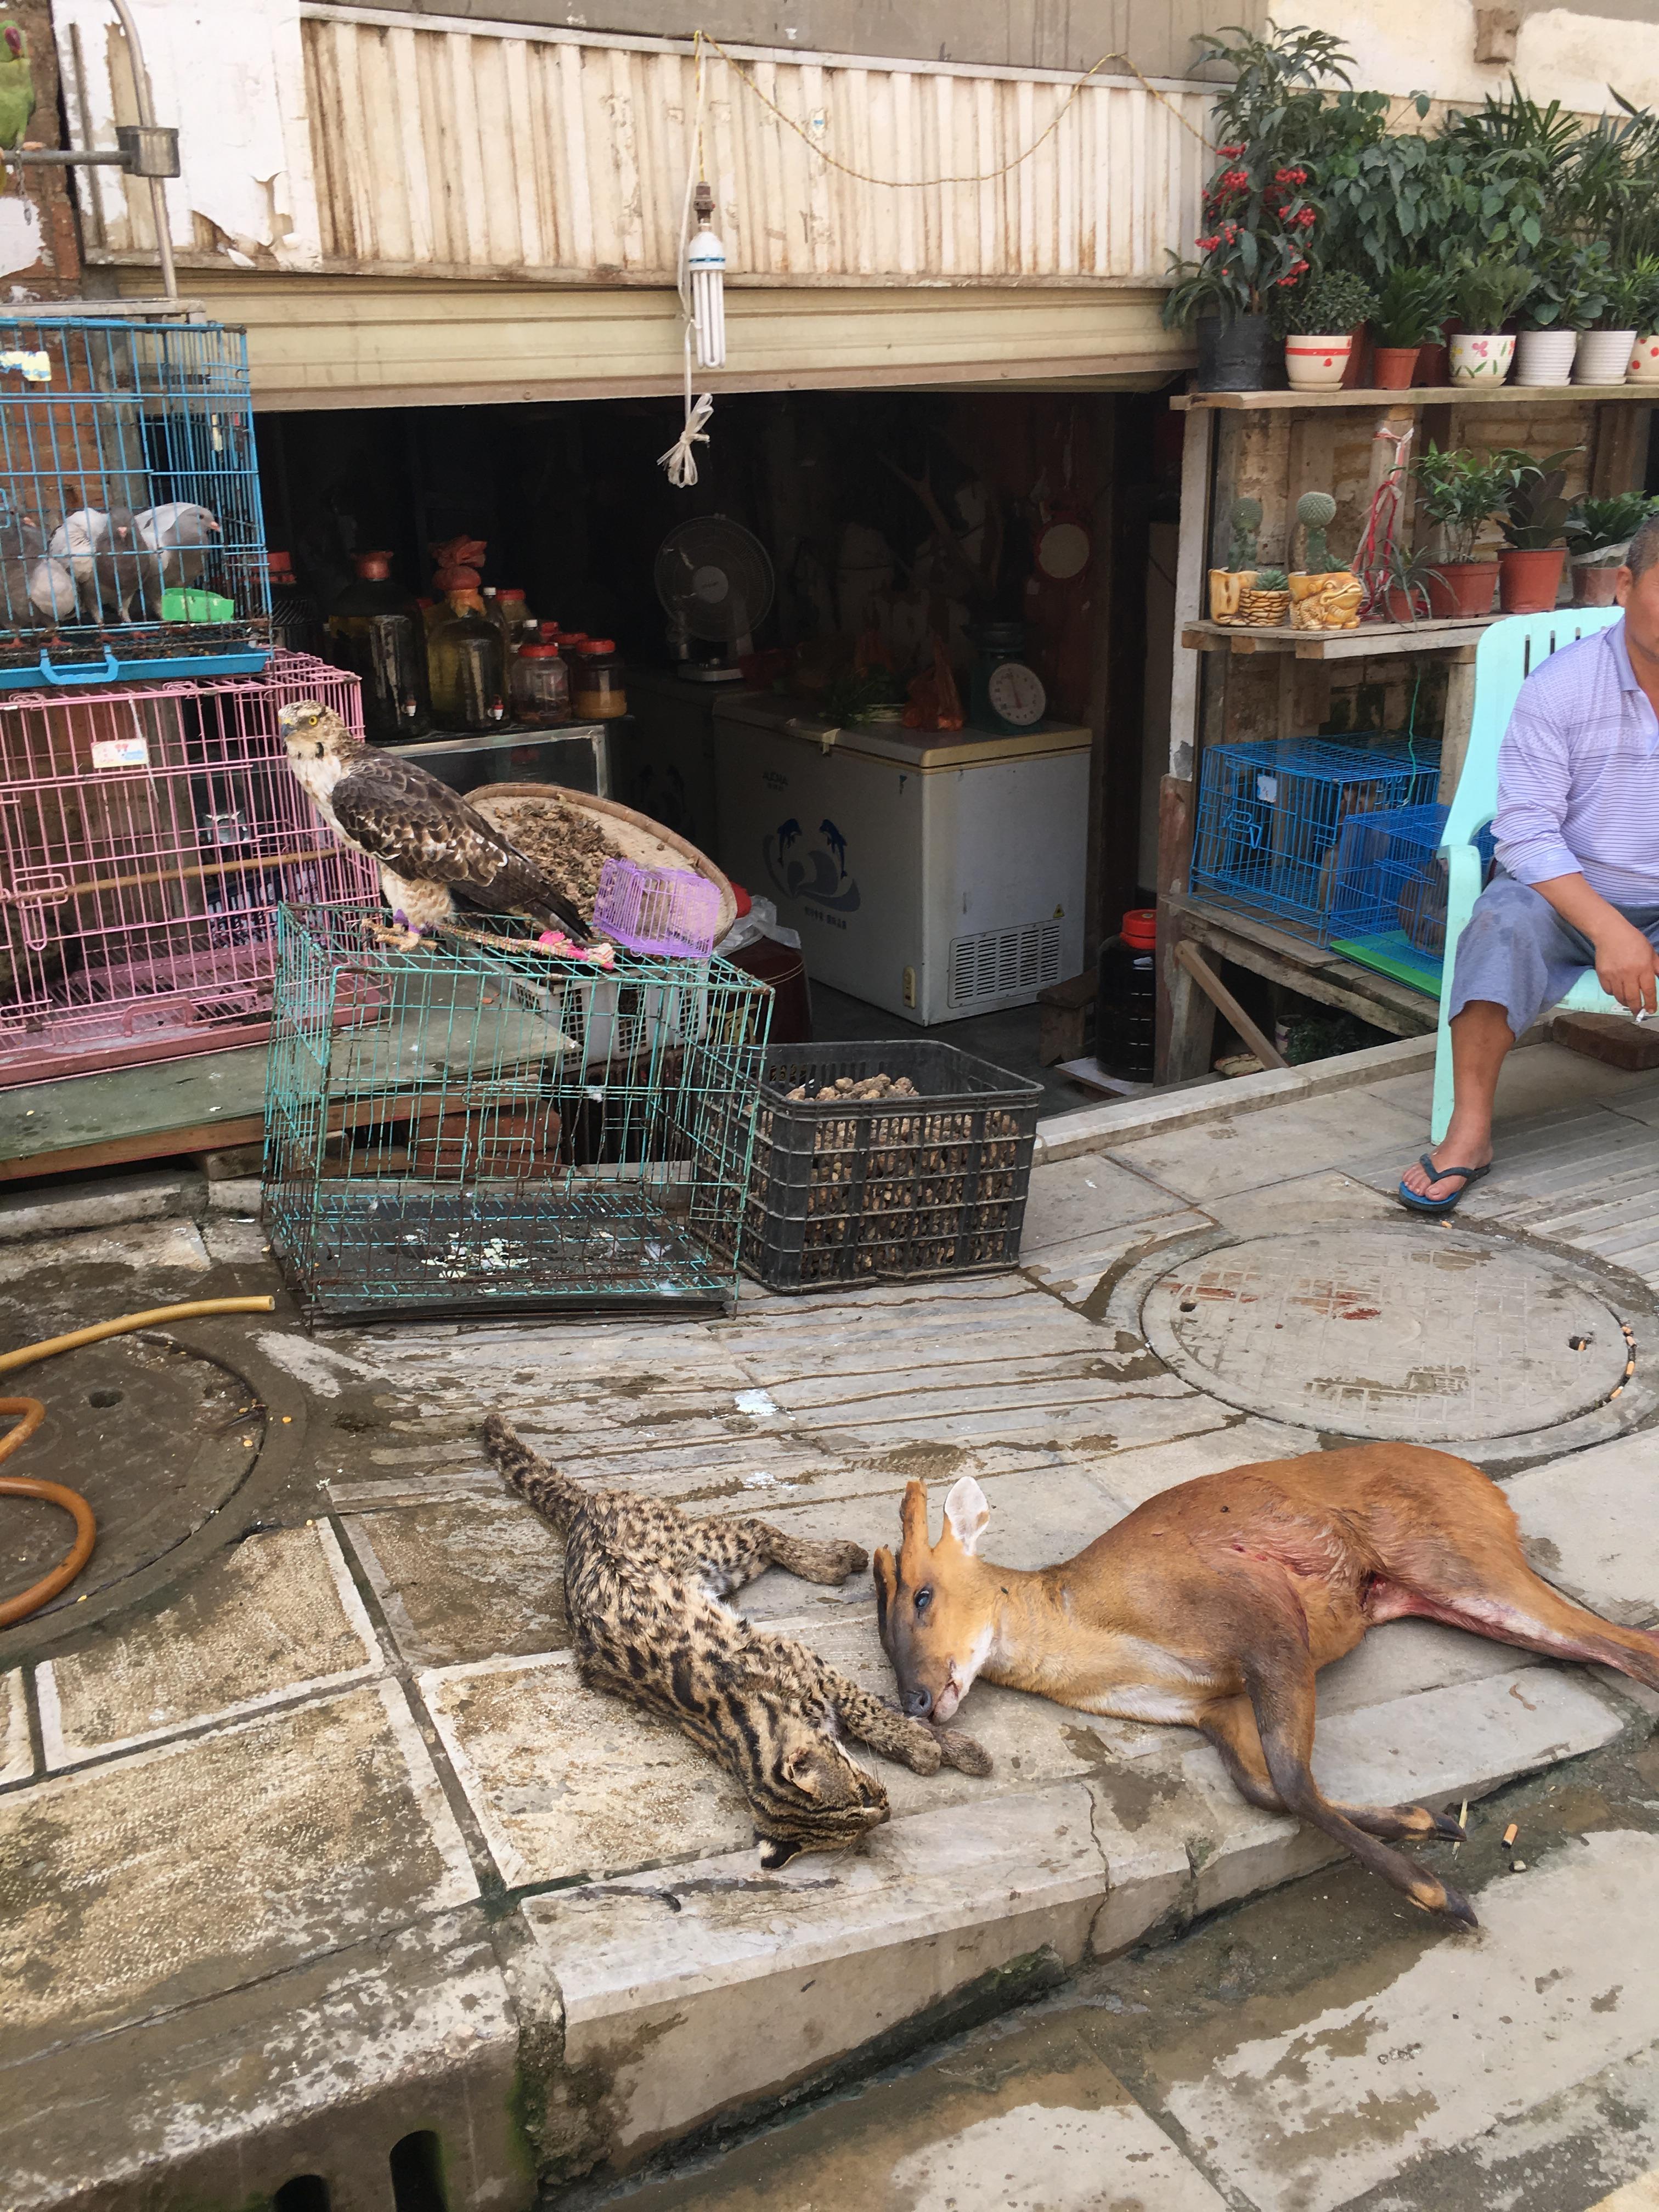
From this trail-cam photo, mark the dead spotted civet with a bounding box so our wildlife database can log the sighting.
[874,1443,1659,1928]
[481,1417,991,1866]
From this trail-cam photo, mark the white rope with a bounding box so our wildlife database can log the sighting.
[659,385,713,488]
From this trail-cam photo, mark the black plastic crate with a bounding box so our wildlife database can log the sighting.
[722,1040,1042,1291]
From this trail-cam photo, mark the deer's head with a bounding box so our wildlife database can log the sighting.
[873,1476,995,1723]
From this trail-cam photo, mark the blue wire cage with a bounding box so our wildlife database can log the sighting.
[1327,802,1498,995]
[264,906,774,1321]
[1189,733,1442,944]
[0,313,269,691]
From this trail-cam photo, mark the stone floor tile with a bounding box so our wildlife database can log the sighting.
[1018,1152,1183,1256]
[1204,1167,1401,1236]
[345,1495,569,1667]
[1,1667,29,1785]
[0,1219,210,1283]
[1367,1039,1643,1129]
[1103,1090,1423,1205]
[524,1786,1108,2175]
[0,1680,477,2063]
[1153,1827,1659,2212]
[1508,1431,1659,1624]
[1314,1615,1544,1717]
[38,1523,380,1764]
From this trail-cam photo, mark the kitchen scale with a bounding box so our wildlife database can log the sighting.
[968,621,1047,735]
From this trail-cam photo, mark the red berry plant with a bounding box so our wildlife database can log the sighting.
[1164,146,1323,328]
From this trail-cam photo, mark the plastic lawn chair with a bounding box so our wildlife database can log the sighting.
[1432,606,1626,1141]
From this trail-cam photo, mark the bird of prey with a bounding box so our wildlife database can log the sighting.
[279,697,592,950]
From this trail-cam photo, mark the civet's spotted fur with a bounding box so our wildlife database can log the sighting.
[481,1417,991,1865]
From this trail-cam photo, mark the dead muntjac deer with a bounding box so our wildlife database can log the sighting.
[872,1442,1659,1928]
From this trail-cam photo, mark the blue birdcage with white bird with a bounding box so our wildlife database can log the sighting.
[0,312,269,690]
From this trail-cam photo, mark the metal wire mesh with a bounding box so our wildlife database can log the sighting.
[0,652,375,1081]
[0,314,268,682]
[1189,733,1442,944]
[265,906,774,1319]
[1328,802,1498,996]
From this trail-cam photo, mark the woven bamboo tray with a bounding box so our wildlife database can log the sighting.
[470,784,738,943]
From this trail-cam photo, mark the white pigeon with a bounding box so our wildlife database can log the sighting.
[26,556,78,620]
[48,507,111,603]
[134,502,221,588]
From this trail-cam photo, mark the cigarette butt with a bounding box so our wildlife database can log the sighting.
[282,1414,293,1424]
[1611,1386,1624,1398]
[1503,1822,1519,1848]
[1626,1361,1636,1378]
[1453,1796,1468,1850]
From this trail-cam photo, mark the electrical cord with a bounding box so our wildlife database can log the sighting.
[0,1296,275,1630]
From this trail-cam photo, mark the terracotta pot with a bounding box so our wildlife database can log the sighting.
[1498,546,1567,614]
[1629,333,1659,385]
[1515,328,1579,386]
[1373,346,1420,390]
[1285,332,1353,391]
[1573,561,1624,608]
[1384,584,1430,622]
[1575,329,1636,385]
[1449,332,1515,387]
[1425,561,1499,618]
[1340,324,1372,388]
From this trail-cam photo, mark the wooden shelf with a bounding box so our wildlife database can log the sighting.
[1164,893,1437,1037]
[1181,615,1493,661]
[1171,384,1657,411]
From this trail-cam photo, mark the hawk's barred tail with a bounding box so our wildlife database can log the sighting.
[481,1414,586,1533]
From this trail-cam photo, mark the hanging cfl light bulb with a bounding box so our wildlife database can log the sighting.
[687,181,727,370]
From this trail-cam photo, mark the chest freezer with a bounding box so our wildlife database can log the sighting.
[713,696,1090,1025]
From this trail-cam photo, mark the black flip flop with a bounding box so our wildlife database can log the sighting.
[1397,1156,1492,1216]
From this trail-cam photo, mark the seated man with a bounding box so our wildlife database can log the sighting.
[1400,512,1659,1213]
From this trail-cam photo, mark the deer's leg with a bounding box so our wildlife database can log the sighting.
[1373,1554,1659,1694]
[1243,1632,1477,1926]
[674,1511,868,1596]
[1201,1694,1465,1844]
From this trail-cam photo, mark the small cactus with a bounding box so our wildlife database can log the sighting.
[1254,566,1289,591]
[1227,496,1262,569]
[1297,490,1338,573]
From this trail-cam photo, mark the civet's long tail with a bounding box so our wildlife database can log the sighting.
[481,1414,585,1534]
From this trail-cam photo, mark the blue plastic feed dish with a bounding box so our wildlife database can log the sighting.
[0,314,269,678]
[1189,734,1442,944]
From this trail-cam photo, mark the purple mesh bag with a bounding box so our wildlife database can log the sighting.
[591,857,721,957]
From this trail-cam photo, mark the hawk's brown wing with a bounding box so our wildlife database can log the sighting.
[329,751,591,939]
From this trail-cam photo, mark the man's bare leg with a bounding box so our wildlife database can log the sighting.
[1399,1000,1514,1201]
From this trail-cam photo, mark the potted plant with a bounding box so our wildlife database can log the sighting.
[1413,443,1510,614]
[1163,147,1321,390]
[1209,498,1263,623]
[1490,447,1577,612]
[1573,261,1651,385]
[1624,256,1659,385]
[1380,541,1449,624]
[1515,245,1608,387]
[1370,265,1455,388]
[1276,267,1376,388]
[1566,490,1657,605]
[1449,260,1533,386]
[1288,491,1361,627]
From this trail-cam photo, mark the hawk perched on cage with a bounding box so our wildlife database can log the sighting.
[279,699,592,949]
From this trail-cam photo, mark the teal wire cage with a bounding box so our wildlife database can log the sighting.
[0,313,269,690]
[264,907,774,1321]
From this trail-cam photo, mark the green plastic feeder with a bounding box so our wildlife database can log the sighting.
[161,586,236,623]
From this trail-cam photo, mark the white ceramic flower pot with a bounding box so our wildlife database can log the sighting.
[1284,334,1353,391]
[1515,328,1579,386]
[1449,332,1515,387]
[1628,334,1659,385]
[1575,329,1637,385]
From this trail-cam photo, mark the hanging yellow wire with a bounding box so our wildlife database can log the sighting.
[692,30,1217,187]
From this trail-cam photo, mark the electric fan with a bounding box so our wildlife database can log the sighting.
[653,515,776,682]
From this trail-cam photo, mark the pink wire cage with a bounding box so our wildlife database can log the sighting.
[0,651,376,1084]
[591,857,722,958]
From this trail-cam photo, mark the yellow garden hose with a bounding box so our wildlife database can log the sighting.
[0,1297,276,1629]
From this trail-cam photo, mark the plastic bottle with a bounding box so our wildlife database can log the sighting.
[1096,907,1158,1080]
[427,589,507,731]
[571,640,627,720]
[267,550,321,658]
[509,640,572,727]
[325,551,431,741]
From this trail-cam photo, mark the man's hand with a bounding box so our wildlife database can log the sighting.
[1594,915,1659,1014]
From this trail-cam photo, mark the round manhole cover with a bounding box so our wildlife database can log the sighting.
[1142,1224,1631,1443]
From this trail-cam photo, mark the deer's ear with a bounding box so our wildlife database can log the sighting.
[873,1547,898,1649]
[943,1475,990,1555]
